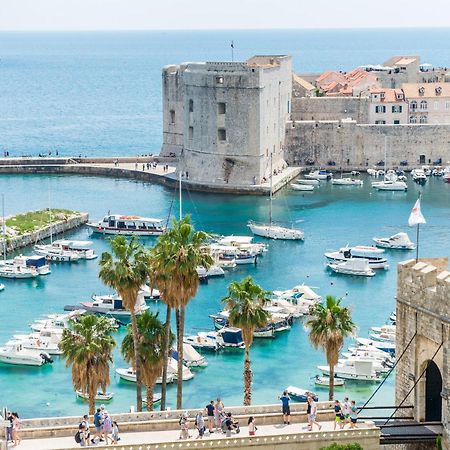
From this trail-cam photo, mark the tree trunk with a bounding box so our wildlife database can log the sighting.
[146,384,154,411]
[160,304,171,411]
[329,363,335,401]
[130,310,143,412]
[243,344,252,406]
[87,367,95,415]
[176,307,185,410]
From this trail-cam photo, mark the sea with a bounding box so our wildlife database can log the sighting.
[0,29,450,418]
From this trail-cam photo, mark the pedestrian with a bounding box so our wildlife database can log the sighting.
[214,398,224,431]
[205,400,215,433]
[111,421,120,444]
[76,423,89,447]
[307,396,322,431]
[334,400,344,430]
[135,162,138,170]
[93,407,104,443]
[12,412,21,446]
[102,411,113,444]
[350,400,358,428]
[142,164,145,171]
[80,414,91,445]
[279,390,291,425]
[248,416,257,436]
[6,411,13,442]
[343,397,351,427]
[195,411,205,439]
[178,412,190,440]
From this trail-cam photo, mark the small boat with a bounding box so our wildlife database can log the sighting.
[76,390,114,401]
[304,170,332,180]
[30,310,85,333]
[167,357,195,381]
[0,264,38,279]
[356,337,396,355]
[1,255,51,276]
[211,245,258,265]
[116,367,175,384]
[372,180,407,191]
[373,232,415,250]
[367,169,377,176]
[325,245,389,270]
[295,179,320,185]
[196,265,225,278]
[314,375,345,387]
[248,222,304,241]
[328,258,375,277]
[0,342,53,366]
[139,284,160,300]
[211,312,275,339]
[143,394,162,405]
[217,236,268,255]
[291,183,314,191]
[371,324,396,334]
[87,214,165,236]
[51,240,98,260]
[347,347,395,366]
[318,360,381,382]
[286,385,318,402]
[10,335,62,355]
[332,178,363,186]
[411,169,427,184]
[183,332,221,351]
[80,294,148,320]
[216,327,245,348]
[171,343,208,368]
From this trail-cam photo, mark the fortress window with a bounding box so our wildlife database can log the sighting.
[218,128,226,141]
[216,76,224,84]
[188,126,194,140]
[218,102,226,114]
[189,99,194,112]
[170,110,175,124]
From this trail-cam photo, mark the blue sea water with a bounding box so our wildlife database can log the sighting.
[1,28,450,156]
[0,30,450,418]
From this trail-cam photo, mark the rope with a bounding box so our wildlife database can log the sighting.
[384,341,443,425]
[359,331,417,412]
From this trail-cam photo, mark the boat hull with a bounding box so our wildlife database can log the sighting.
[248,224,304,241]
[87,224,164,236]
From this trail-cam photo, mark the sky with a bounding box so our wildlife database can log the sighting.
[2,0,450,31]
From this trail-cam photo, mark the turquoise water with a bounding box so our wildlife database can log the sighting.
[2,28,450,156]
[0,173,449,417]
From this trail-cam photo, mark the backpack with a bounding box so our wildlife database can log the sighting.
[74,431,82,443]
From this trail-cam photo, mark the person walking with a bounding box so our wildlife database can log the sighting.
[93,407,104,443]
[179,412,190,440]
[334,400,344,430]
[80,414,91,445]
[343,397,351,427]
[195,411,205,439]
[307,396,322,431]
[279,390,291,425]
[214,398,224,431]
[205,400,215,433]
[102,411,113,444]
[350,400,358,429]
[111,421,120,444]
[12,412,21,447]
[6,411,13,443]
[248,416,257,436]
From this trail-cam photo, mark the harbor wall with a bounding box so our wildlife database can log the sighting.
[285,121,450,167]
[0,212,89,255]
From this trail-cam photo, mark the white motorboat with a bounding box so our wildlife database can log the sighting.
[217,236,267,256]
[139,284,160,300]
[332,178,363,186]
[50,240,98,260]
[348,346,395,363]
[35,244,81,262]
[314,375,345,387]
[338,356,390,374]
[196,265,225,278]
[143,394,162,405]
[0,342,53,366]
[172,343,208,368]
[76,390,114,401]
[211,311,276,339]
[87,214,165,236]
[356,337,395,354]
[167,357,195,381]
[0,284,4,291]
[30,310,85,333]
[371,324,396,334]
[1,255,51,276]
[411,168,427,184]
[211,244,258,265]
[373,232,415,250]
[304,170,332,180]
[80,293,148,320]
[183,332,221,351]
[372,180,407,191]
[0,264,38,279]
[325,245,389,270]
[116,367,175,384]
[367,169,378,176]
[11,335,61,355]
[286,386,318,402]
[295,179,320,185]
[369,330,396,343]
[291,183,314,191]
[318,360,381,382]
[328,258,375,277]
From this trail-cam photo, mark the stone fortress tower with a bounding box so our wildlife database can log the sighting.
[160,56,292,186]
[396,258,449,449]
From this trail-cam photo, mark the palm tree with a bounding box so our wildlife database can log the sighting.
[60,315,116,414]
[149,215,212,410]
[306,295,356,400]
[98,235,150,412]
[121,311,174,410]
[222,276,270,406]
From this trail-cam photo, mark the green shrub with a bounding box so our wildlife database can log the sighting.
[320,443,364,450]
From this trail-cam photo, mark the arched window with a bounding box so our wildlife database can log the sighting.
[410,101,417,111]
[410,116,417,124]
[420,100,428,110]
[419,115,428,124]
[188,99,194,113]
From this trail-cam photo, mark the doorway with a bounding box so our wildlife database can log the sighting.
[425,361,442,422]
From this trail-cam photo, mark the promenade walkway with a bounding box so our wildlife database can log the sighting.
[15,420,373,450]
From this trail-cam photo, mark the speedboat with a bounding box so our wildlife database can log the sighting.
[183,332,222,351]
[171,343,208,368]
[87,214,165,236]
[373,232,415,250]
[217,236,267,256]
[196,265,225,278]
[0,264,38,279]
[332,178,363,186]
[211,244,258,265]
[0,342,53,366]
[356,337,396,355]
[286,386,318,402]
[34,244,81,262]
[328,259,375,277]
[248,222,304,240]
[291,183,314,191]
[324,245,389,270]
[80,294,148,320]
[216,327,245,348]
[367,169,377,176]
[348,346,395,364]
[314,375,345,387]
[1,255,51,276]
[304,170,332,180]
[411,169,427,184]
[76,390,114,402]
[211,311,276,339]
[318,360,381,382]
[371,324,396,334]
[116,367,175,384]
[295,179,319,185]
[50,240,97,260]
[30,310,85,333]
[11,334,62,355]
[372,180,407,191]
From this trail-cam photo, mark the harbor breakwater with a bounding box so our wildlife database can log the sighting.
[0,212,89,255]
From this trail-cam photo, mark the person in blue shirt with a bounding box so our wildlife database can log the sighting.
[279,390,291,425]
[93,408,104,443]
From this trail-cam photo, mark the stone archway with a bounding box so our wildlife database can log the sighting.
[425,360,442,422]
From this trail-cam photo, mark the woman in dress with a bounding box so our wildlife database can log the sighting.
[12,412,21,446]
[214,398,224,432]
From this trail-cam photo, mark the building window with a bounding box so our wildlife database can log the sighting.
[420,100,428,110]
[410,101,417,111]
[446,101,450,110]
[394,119,400,125]
[375,120,386,124]
[434,101,439,110]
[188,99,194,112]
[188,126,193,139]
[419,115,428,124]
[216,76,224,84]
[170,110,175,124]
[218,128,226,141]
[218,102,226,114]
[392,105,403,113]
[375,105,386,113]
[410,116,417,124]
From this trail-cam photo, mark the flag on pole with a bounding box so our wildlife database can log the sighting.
[408,198,426,227]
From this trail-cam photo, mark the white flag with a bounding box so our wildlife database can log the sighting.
[408,198,426,227]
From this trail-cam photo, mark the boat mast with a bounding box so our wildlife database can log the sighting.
[269,152,273,225]
[384,136,388,182]
[2,194,6,262]
[48,184,53,244]
[179,169,182,221]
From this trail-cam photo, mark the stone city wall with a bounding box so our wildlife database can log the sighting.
[285,121,450,168]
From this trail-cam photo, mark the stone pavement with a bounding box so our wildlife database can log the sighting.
[13,420,369,449]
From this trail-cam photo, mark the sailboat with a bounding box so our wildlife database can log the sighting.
[248,154,304,240]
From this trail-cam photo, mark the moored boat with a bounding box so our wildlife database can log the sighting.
[328,258,375,277]
[116,367,175,384]
[332,178,363,186]
[291,183,314,191]
[324,245,389,270]
[373,232,415,250]
[248,222,304,240]
[87,214,165,236]
[34,244,81,262]
[51,240,97,260]
[0,342,53,366]
[314,375,345,387]
[295,179,320,185]
[318,359,381,382]
[286,385,318,402]
[76,390,114,401]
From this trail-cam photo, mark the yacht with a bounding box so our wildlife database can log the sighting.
[0,259,38,278]
[372,180,408,191]
[34,243,81,262]
[291,183,314,191]
[50,240,97,260]
[80,293,148,320]
[116,367,175,384]
[328,258,375,277]
[324,245,389,269]
[217,235,267,255]
[304,170,332,180]
[0,342,53,366]
[1,255,51,276]
[373,232,415,250]
[331,178,363,186]
[318,359,381,382]
[411,168,427,184]
[87,214,165,236]
[347,346,395,365]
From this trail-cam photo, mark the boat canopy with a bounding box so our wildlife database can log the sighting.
[219,328,243,345]
[218,236,253,245]
[25,256,47,267]
[54,239,93,248]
